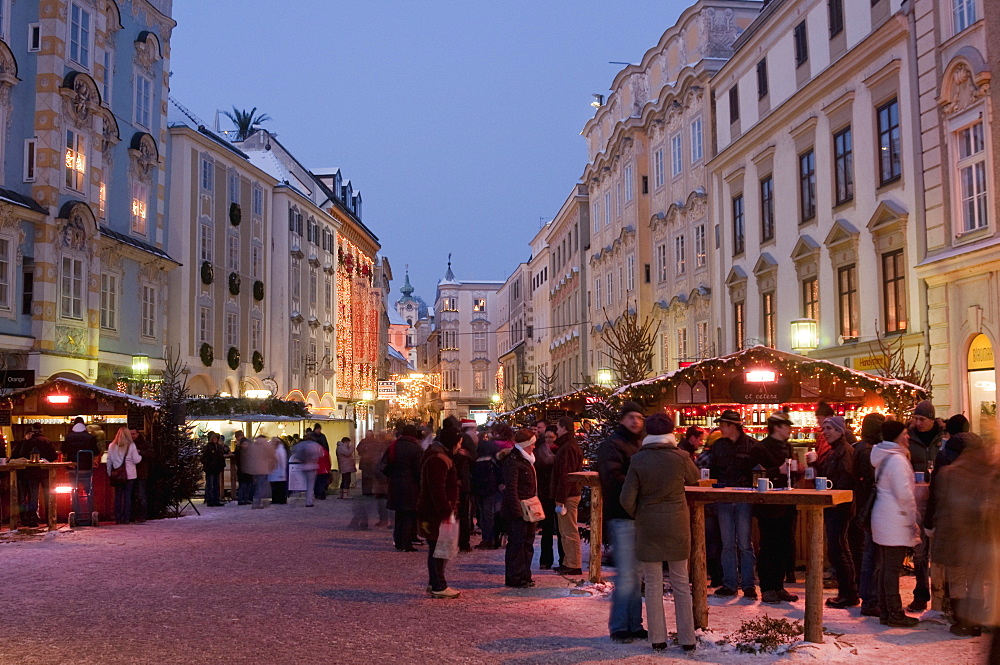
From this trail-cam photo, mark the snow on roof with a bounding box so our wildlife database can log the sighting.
[244,149,311,194]
[388,309,408,326]
[387,346,408,362]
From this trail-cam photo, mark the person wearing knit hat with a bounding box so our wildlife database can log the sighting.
[620,410,699,652]
[597,399,647,642]
[853,411,886,615]
[500,429,540,588]
[905,400,943,612]
[813,414,859,608]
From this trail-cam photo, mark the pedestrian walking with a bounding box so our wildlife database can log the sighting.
[244,434,277,509]
[268,437,288,505]
[551,416,583,576]
[289,436,323,507]
[500,429,541,588]
[453,420,476,551]
[597,401,647,643]
[708,409,758,599]
[853,412,885,616]
[417,418,461,598]
[384,425,423,551]
[336,436,356,499]
[313,428,332,500]
[106,428,141,525]
[620,412,699,652]
[871,420,921,627]
[749,411,799,604]
[905,400,942,612]
[201,432,227,507]
[356,431,391,528]
[534,426,562,570]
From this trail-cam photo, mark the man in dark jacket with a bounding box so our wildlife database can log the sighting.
[233,431,253,505]
[906,399,942,611]
[63,418,100,518]
[12,426,57,527]
[501,428,540,588]
[552,417,584,575]
[852,412,885,615]
[201,432,227,507]
[749,411,799,604]
[596,401,646,643]
[416,418,461,598]
[534,425,562,570]
[471,433,502,550]
[385,425,424,551]
[453,419,477,552]
[811,416,858,607]
[709,410,758,598]
[130,428,154,522]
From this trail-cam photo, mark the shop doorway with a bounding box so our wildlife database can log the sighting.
[967,333,996,437]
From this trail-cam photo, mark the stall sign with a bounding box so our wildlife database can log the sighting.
[0,370,35,391]
[546,409,568,422]
[729,374,793,404]
[377,380,398,398]
[127,407,145,430]
[691,381,708,404]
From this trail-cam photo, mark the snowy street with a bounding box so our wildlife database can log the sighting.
[0,498,990,664]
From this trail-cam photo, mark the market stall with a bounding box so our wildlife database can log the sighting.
[614,345,928,443]
[1,378,159,528]
[500,385,611,428]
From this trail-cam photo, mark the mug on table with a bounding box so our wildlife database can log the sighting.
[757,478,774,492]
[814,477,834,490]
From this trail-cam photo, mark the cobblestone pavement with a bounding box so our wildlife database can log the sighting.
[0,495,990,664]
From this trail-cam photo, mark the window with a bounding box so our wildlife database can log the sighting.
[69,3,91,67]
[290,260,300,299]
[799,149,816,221]
[28,24,42,53]
[624,165,634,202]
[829,0,844,37]
[227,235,239,271]
[592,201,600,233]
[0,238,9,310]
[670,134,682,176]
[838,264,859,340]
[65,129,86,191]
[60,257,83,319]
[251,318,262,353]
[626,253,635,291]
[732,194,745,255]
[198,306,212,344]
[882,250,907,333]
[98,180,106,219]
[604,192,611,227]
[473,298,486,312]
[131,181,148,235]
[473,332,487,352]
[100,272,117,329]
[675,235,686,275]
[877,98,902,184]
[734,301,745,350]
[606,272,614,303]
[442,330,458,349]
[199,223,213,263]
[442,297,457,311]
[251,245,261,280]
[760,175,775,242]
[228,172,240,206]
[802,277,819,320]
[695,224,706,267]
[957,120,988,232]
[677,328,688,362]
[292,339,300,373]
[201,157,214,191]
[474,370,486,391]
[656,243,668,282]
[756,59,768,99]
[653,148,665,187]
[101,50,111,100]
[23,138,36,182]
[309,270,317,305]
[21,264,33,316]
[252,186,263,216]
[134,72,152,128]
[729,86,740,123]
[141,285,156,338]
[697,321,709,359]
[794,21,809,66]
[616,182,622,217]
[833,126,854,204]
[954,0,977,32]
[595,277,602,309]
[762,291,776,347]
[324,275,333,308]
[225,311,238,348]
[691,119,703,162]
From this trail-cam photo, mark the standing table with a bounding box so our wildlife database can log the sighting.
[0,461,76,530]
[686,487,853,643]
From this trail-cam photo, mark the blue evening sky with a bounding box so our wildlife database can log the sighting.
[170,1,690,304]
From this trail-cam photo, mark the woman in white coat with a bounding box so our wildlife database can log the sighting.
[268,438,289,505]
[106,428,142,524]
[870,420,920,627]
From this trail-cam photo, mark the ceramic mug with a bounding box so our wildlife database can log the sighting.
[814,477,834,490]
[914,472,926,483]
[700,468,711,481]
[757,478,774,492]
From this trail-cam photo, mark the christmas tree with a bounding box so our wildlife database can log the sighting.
[149,348,203,518]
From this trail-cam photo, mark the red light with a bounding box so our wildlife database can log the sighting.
[679,361,695,368]
[46,394,71,404]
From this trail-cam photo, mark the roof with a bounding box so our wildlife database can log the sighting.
[387,308,408,326]
[244,149,312,194]
[387,345,408,362]
[0,187,47,215]
[9,377,160,410]
[100,225,180,265]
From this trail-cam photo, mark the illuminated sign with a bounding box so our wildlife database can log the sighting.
[745,369,777,383]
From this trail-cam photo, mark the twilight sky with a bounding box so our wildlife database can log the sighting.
[170,1,690,304]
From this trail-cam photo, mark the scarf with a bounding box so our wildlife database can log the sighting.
[641,433,677,447]
[514,444,536,465]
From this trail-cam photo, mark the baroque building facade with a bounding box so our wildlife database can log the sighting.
[0,0,176,387]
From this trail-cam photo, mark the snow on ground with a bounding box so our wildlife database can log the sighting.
[0,497,990,664]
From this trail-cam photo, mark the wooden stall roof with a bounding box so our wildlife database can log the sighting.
[6,377,159,416]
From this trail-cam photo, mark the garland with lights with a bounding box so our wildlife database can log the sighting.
[185,396,309,418]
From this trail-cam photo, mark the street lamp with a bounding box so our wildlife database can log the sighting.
[131,355,149,376]
[361,389,374,402]
[597,367,613,386]
[790,319,820,353]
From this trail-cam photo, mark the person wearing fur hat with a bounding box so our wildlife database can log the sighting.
[809,415,858,608]
[499,428,540,588]
[620,412,699,652]
[853,412,886,616]
[596,400,647,643]
[905,399,942,612]
[416,417,462,598]
[708,409,759,599]
[748,411,799,604]
[871,419,920,626]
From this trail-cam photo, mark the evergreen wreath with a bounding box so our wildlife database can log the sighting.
[201,261,214,285]
[228,272,241,295]
[199,342,214,366]
[229,202,242,226]
[227,346,240,370]
[253,279,264,301]
[252,350,264,373]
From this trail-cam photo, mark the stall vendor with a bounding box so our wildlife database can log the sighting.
[10,425,57,527]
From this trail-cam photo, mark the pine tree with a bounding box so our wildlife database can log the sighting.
[149,347,203,518]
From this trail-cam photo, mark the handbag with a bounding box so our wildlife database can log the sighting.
[520,495,545,522]
[433,515,460,560]
[110,446,129,486]
[858,467,881,531]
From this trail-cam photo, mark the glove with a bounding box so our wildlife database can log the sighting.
[555,502,565,515]
[805,451,818,464]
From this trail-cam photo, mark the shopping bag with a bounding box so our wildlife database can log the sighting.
[520,496,545,522]
[287,463,307,492]
[433,515,460,560]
